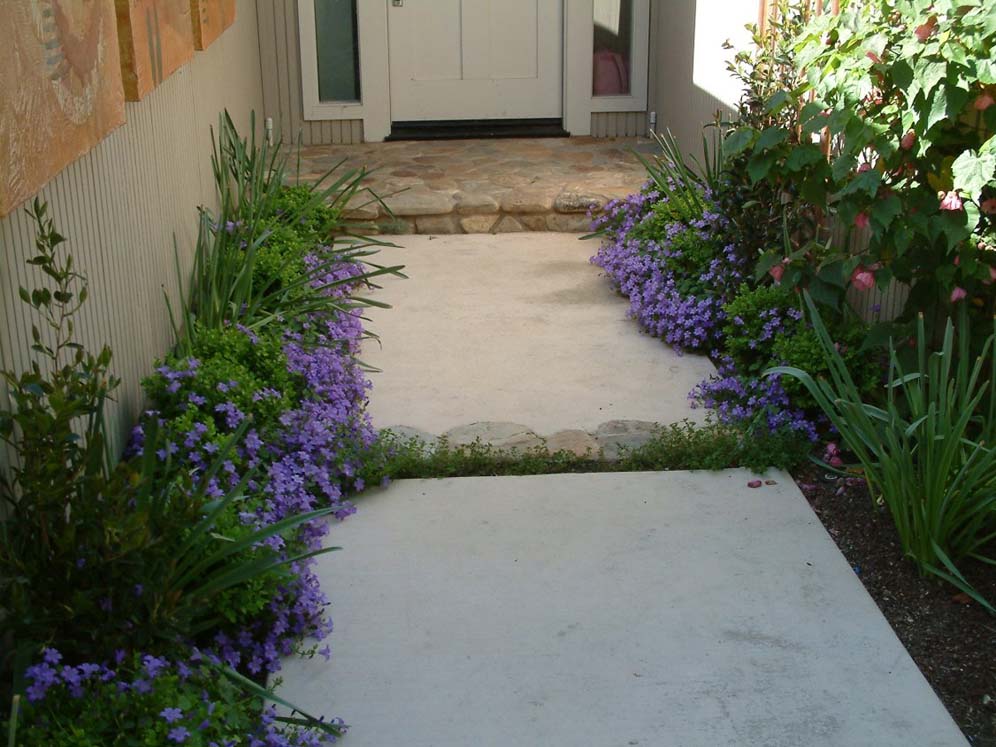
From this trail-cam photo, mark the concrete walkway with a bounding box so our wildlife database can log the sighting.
[361,233,716,453]
[280,472,967,746]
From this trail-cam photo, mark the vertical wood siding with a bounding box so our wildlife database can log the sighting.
[256,0,364,145]
[590,111,647,137]
[0,0,264,461]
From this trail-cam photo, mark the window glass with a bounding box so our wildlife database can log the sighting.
[314,0,360,102]
[593,0,633,96]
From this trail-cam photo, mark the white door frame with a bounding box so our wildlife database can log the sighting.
[298,0,649,141]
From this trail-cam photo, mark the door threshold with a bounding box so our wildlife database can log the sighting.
[386,119,569,141]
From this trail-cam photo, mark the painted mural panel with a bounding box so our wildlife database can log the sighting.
[191,0,236,50]
[0,1,126,217]
[115,0,195,101]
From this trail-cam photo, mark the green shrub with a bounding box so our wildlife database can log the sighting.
[771,323,882,412]
[271,183,342,242]
[629,196,700,243]
[0,205,337,699]
[659,225,727,299]
[770,295,996,610]
[722,284,802,372]
[172,112,403,351]
[737,0,996,319]
[251,222,310,295]
[7,651,341,747]
[145,324,299,431]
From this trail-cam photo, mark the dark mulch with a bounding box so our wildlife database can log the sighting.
[793,465,996,746]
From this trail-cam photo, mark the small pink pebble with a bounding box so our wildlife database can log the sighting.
[747,480,763,489]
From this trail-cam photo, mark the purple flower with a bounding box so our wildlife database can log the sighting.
[168,726,192,743]
[41,648,62,665]
[161,707,184,724]
[142,654,169,679]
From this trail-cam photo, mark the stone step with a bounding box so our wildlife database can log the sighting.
[343,187,619,234]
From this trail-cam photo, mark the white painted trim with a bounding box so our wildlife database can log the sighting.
[563,0,593,135]
[589,0,650,112]
[297,0,391,141]
[297,0,648,141]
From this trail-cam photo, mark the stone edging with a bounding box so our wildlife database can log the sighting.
[382,420,659,460]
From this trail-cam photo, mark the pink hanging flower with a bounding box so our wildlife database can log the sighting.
[854,212,870,229]
[914,15,937,42]
[850,266,876,291]
[950,287,967,303]
[975,93,995,111]
[769,263,785,284]
[857,162,872,173]
[939,191,963,211]
[981,197,996,215]
[900,130,916,150]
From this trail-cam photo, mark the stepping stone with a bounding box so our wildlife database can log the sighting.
[544,429,600,457]
[594,419,659,459]
[380,425,436,445]
[383,189,454,217]
[554,190,608,213]
[493,215,526,233]
[443,422,543,451]
[459,215,499,233]
[454,192,500,214]
[500,188,557,213]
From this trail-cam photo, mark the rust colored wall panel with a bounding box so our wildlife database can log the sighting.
[115,0,195,100]
[191,0,236,50]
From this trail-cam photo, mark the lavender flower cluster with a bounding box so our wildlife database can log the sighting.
[590,186,818,440]
[21,242,378,744]
[590,189,745,352]
[190,252,377,681]
[688,358,819,440]
[23,648,344,746]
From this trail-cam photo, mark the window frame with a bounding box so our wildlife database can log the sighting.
[589,0,650,112]
[297,0,390,139]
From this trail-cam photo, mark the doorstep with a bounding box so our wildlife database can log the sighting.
[293,137,649,234]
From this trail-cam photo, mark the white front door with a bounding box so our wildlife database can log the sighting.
[387,0,563,122]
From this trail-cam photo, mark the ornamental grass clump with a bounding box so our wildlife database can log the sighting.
[171,111,403,349]
[770,294,996,609]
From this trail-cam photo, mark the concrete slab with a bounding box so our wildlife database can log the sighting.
[278,471,966,747]
[361,234,716,435]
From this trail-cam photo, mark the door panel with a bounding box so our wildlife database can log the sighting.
[388,0,562,121]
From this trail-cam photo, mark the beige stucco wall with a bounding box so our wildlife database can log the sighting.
[648,0,755,157]
[0,0,264,458]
